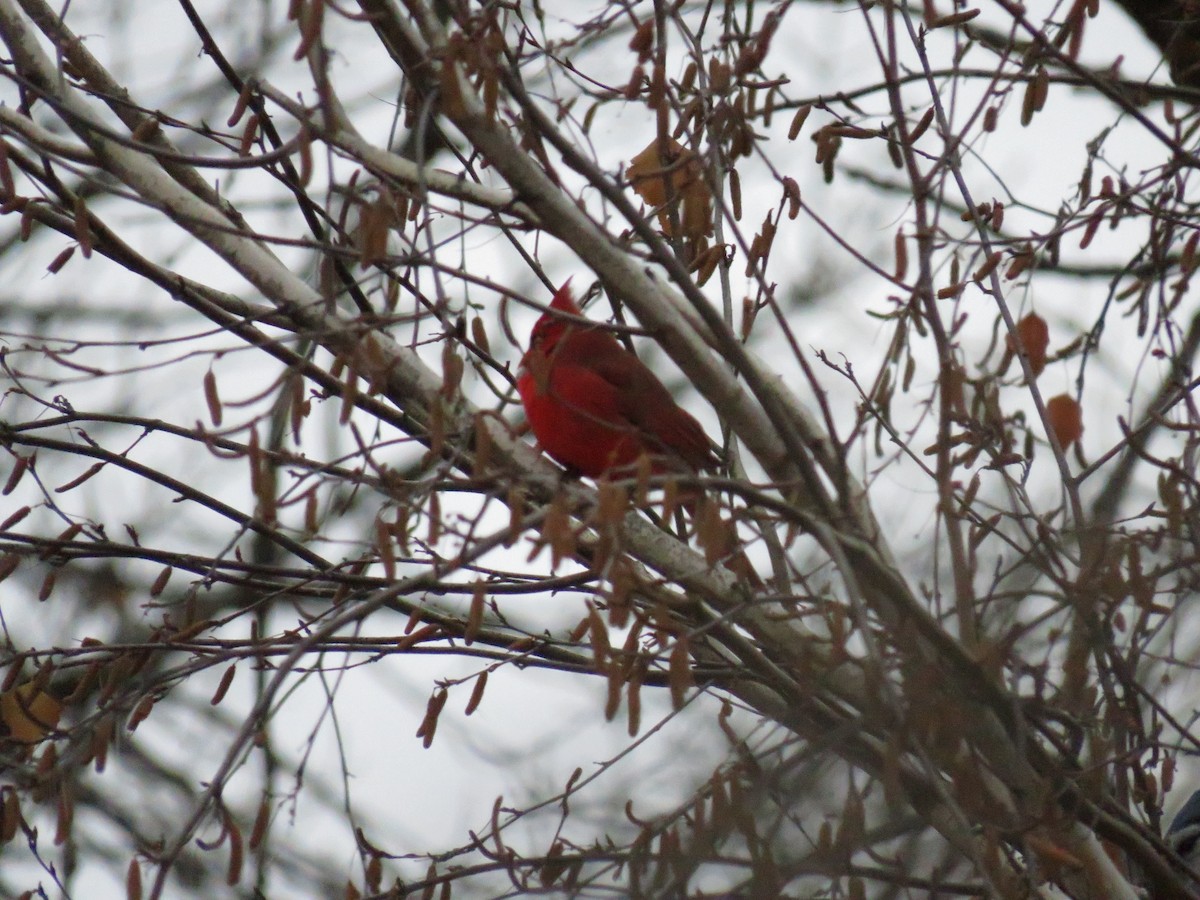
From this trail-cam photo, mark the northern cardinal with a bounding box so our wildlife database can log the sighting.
[517,282,716,478]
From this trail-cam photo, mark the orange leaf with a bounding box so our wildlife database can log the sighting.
[627,138,712,240]
[1,684,61,743]
[1046,394,1083,448]
[1007,313,1050,377]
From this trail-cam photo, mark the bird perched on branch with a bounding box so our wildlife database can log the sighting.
[516,281,716,479]
[516,281,762,588]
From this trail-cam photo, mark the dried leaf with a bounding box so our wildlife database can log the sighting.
[1,788,21,843]
[293,0,324,60]
[909,107,935,143]
[629,20,654,61]
[973,250,1003,282]
[1,683,61,742]
[127,857,142,900]
[0,507,30,532]
[894,230,908,281]
[668,638,693,709]
[226,810,244,885]
[465,671,487,716]
[204,370,222,426]
[787,104,811,141]
[535,491,575,569]
[1021,66,1049,126]
[782,176,801,219]
[55,783,73,845]
[1006,247,1035,280]
[249,798,270,851]
[0,140,14,199]
[237,114,260,157]
[47,245,75,274]
[930,8,980,27]
[596,480,628,525]
[376,515,396,580]
[415,688,448,749]
[73,196,92,258]
[1006,312,1050,377]
[1046,394,1083,449]
[127,694,155,731]
[150,566,172,598]
[470,315,490,354]
[626,667,642,736]
[441,341,464,399]
[627,138,712,239]
[55,462,103,494]
[728,167,742,221]
[465,582,485,645]
[588,604,610,673]
[427,490,442,547]
[3,455,28,495]
[211,664,236,706]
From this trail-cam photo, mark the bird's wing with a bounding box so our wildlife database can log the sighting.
[583,339,717,471]
[542,360,631,428]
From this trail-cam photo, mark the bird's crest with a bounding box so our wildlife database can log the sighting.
[529,279,582,352]
[548,278,580,315]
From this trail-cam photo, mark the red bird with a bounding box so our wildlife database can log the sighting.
[517,282,716,478]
